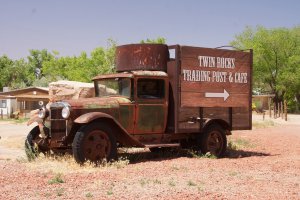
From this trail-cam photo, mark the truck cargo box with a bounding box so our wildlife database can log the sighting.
[167,45,252,132]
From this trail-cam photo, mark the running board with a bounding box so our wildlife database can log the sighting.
[144,143,180,148]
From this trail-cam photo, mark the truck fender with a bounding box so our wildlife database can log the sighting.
[74,112,144,147]
[27,109,43,126]
[203,119,232,135]
[74,112,113,124]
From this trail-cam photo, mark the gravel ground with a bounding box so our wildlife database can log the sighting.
[0,114,299,200]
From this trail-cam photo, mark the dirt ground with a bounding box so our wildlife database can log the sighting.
[0,114,299,200]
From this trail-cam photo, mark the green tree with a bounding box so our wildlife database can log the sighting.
[89,38,117,77]
[26,49,55,86]
[277,28,300,111]
[231,26,300,111]
[1,58,32,89]
[140,37,166,44]
[0,55,13,91]
[27,49,54,70]
[42,39,117,83]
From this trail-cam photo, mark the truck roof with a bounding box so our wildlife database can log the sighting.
[92,70,168,80]
[131,71,168,77]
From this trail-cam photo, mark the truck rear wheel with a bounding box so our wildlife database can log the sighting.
[72,122,117,164]
[200,125,227,158]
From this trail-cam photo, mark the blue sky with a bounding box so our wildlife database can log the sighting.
[1,0,299,59]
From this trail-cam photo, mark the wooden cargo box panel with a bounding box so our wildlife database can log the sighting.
[180,46,252,108]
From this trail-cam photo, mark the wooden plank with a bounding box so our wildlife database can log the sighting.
[180,46,251,108]
[178,107,200,130]
[181,92,249,107]
[232,107,250,129]
[203,107,230,125]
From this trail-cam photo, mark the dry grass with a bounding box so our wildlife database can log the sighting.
[17,146,219,175]
[227,137,255,151]
[0,136,25,149]
[0,118,29,124]
[9,144,219,177]
[48,173,65,184]
[252,119,275,128]
[18,154,130,174]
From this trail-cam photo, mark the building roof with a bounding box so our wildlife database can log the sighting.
[0,87,49,101]
[0,94,17,99]
[0,87,49,96]
[15,95,49,101]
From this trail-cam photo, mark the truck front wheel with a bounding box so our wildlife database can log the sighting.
[200,125,227,158]
[25,126,49,160]
[72,122,117,164]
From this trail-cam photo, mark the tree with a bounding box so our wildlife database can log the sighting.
[25,49,56,87]
[1,38,173,91]
[140,37,166,44]
[231,26,300,111]
[42,39,117,83]
[277,27,300,112]
[90,38,117,76]
[0,55,35,90]
[0,55,13,91]
[1,58,32,89]
[28,49,54,76]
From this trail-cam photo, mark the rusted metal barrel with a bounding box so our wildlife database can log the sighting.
[116,44,169,72]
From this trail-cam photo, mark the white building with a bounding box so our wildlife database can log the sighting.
[0,87,49,118]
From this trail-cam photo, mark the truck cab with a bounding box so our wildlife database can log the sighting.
[25,44,252,164]
[92,71,169,136]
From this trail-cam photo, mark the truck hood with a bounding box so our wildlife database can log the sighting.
[64,96,131,109]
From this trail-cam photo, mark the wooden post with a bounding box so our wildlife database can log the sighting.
[284,100,287,121]
[278,103,281,118]
[282,102,284,118]
[278,102,280,118]
[268,98,271,118]
[280,101,284,119]
[274,102,276,118]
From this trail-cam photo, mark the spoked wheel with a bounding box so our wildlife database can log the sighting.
[200,125,227,158]
[83,130,112,161]
[73,122,117,164]
[25,125,49,160]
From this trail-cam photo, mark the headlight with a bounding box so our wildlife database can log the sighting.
[38,107,46,119]
[62,106,70,119]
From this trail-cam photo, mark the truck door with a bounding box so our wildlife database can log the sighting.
[134,78,168,134]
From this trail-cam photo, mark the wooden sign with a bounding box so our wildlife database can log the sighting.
[180,46,252,107]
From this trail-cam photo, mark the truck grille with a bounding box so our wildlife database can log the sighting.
[50,107,66,133]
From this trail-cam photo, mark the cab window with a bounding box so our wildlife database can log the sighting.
[137,79,165,99]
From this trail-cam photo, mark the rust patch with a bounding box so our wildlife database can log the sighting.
[65,97,131,109]
[132,71,168,77]
[116,44,169,72]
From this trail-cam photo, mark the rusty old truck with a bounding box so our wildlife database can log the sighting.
[25,44,252,163]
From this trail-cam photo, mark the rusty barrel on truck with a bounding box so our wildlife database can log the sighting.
[116,44,169,72]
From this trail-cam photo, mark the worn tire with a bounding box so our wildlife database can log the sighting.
[72,122,117,164]
[200,124,227,158]
[25,126,41,160]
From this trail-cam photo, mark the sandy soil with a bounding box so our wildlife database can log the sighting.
[0,114,299,199]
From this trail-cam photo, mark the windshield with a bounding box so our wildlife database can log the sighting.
[95,78,131,98]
